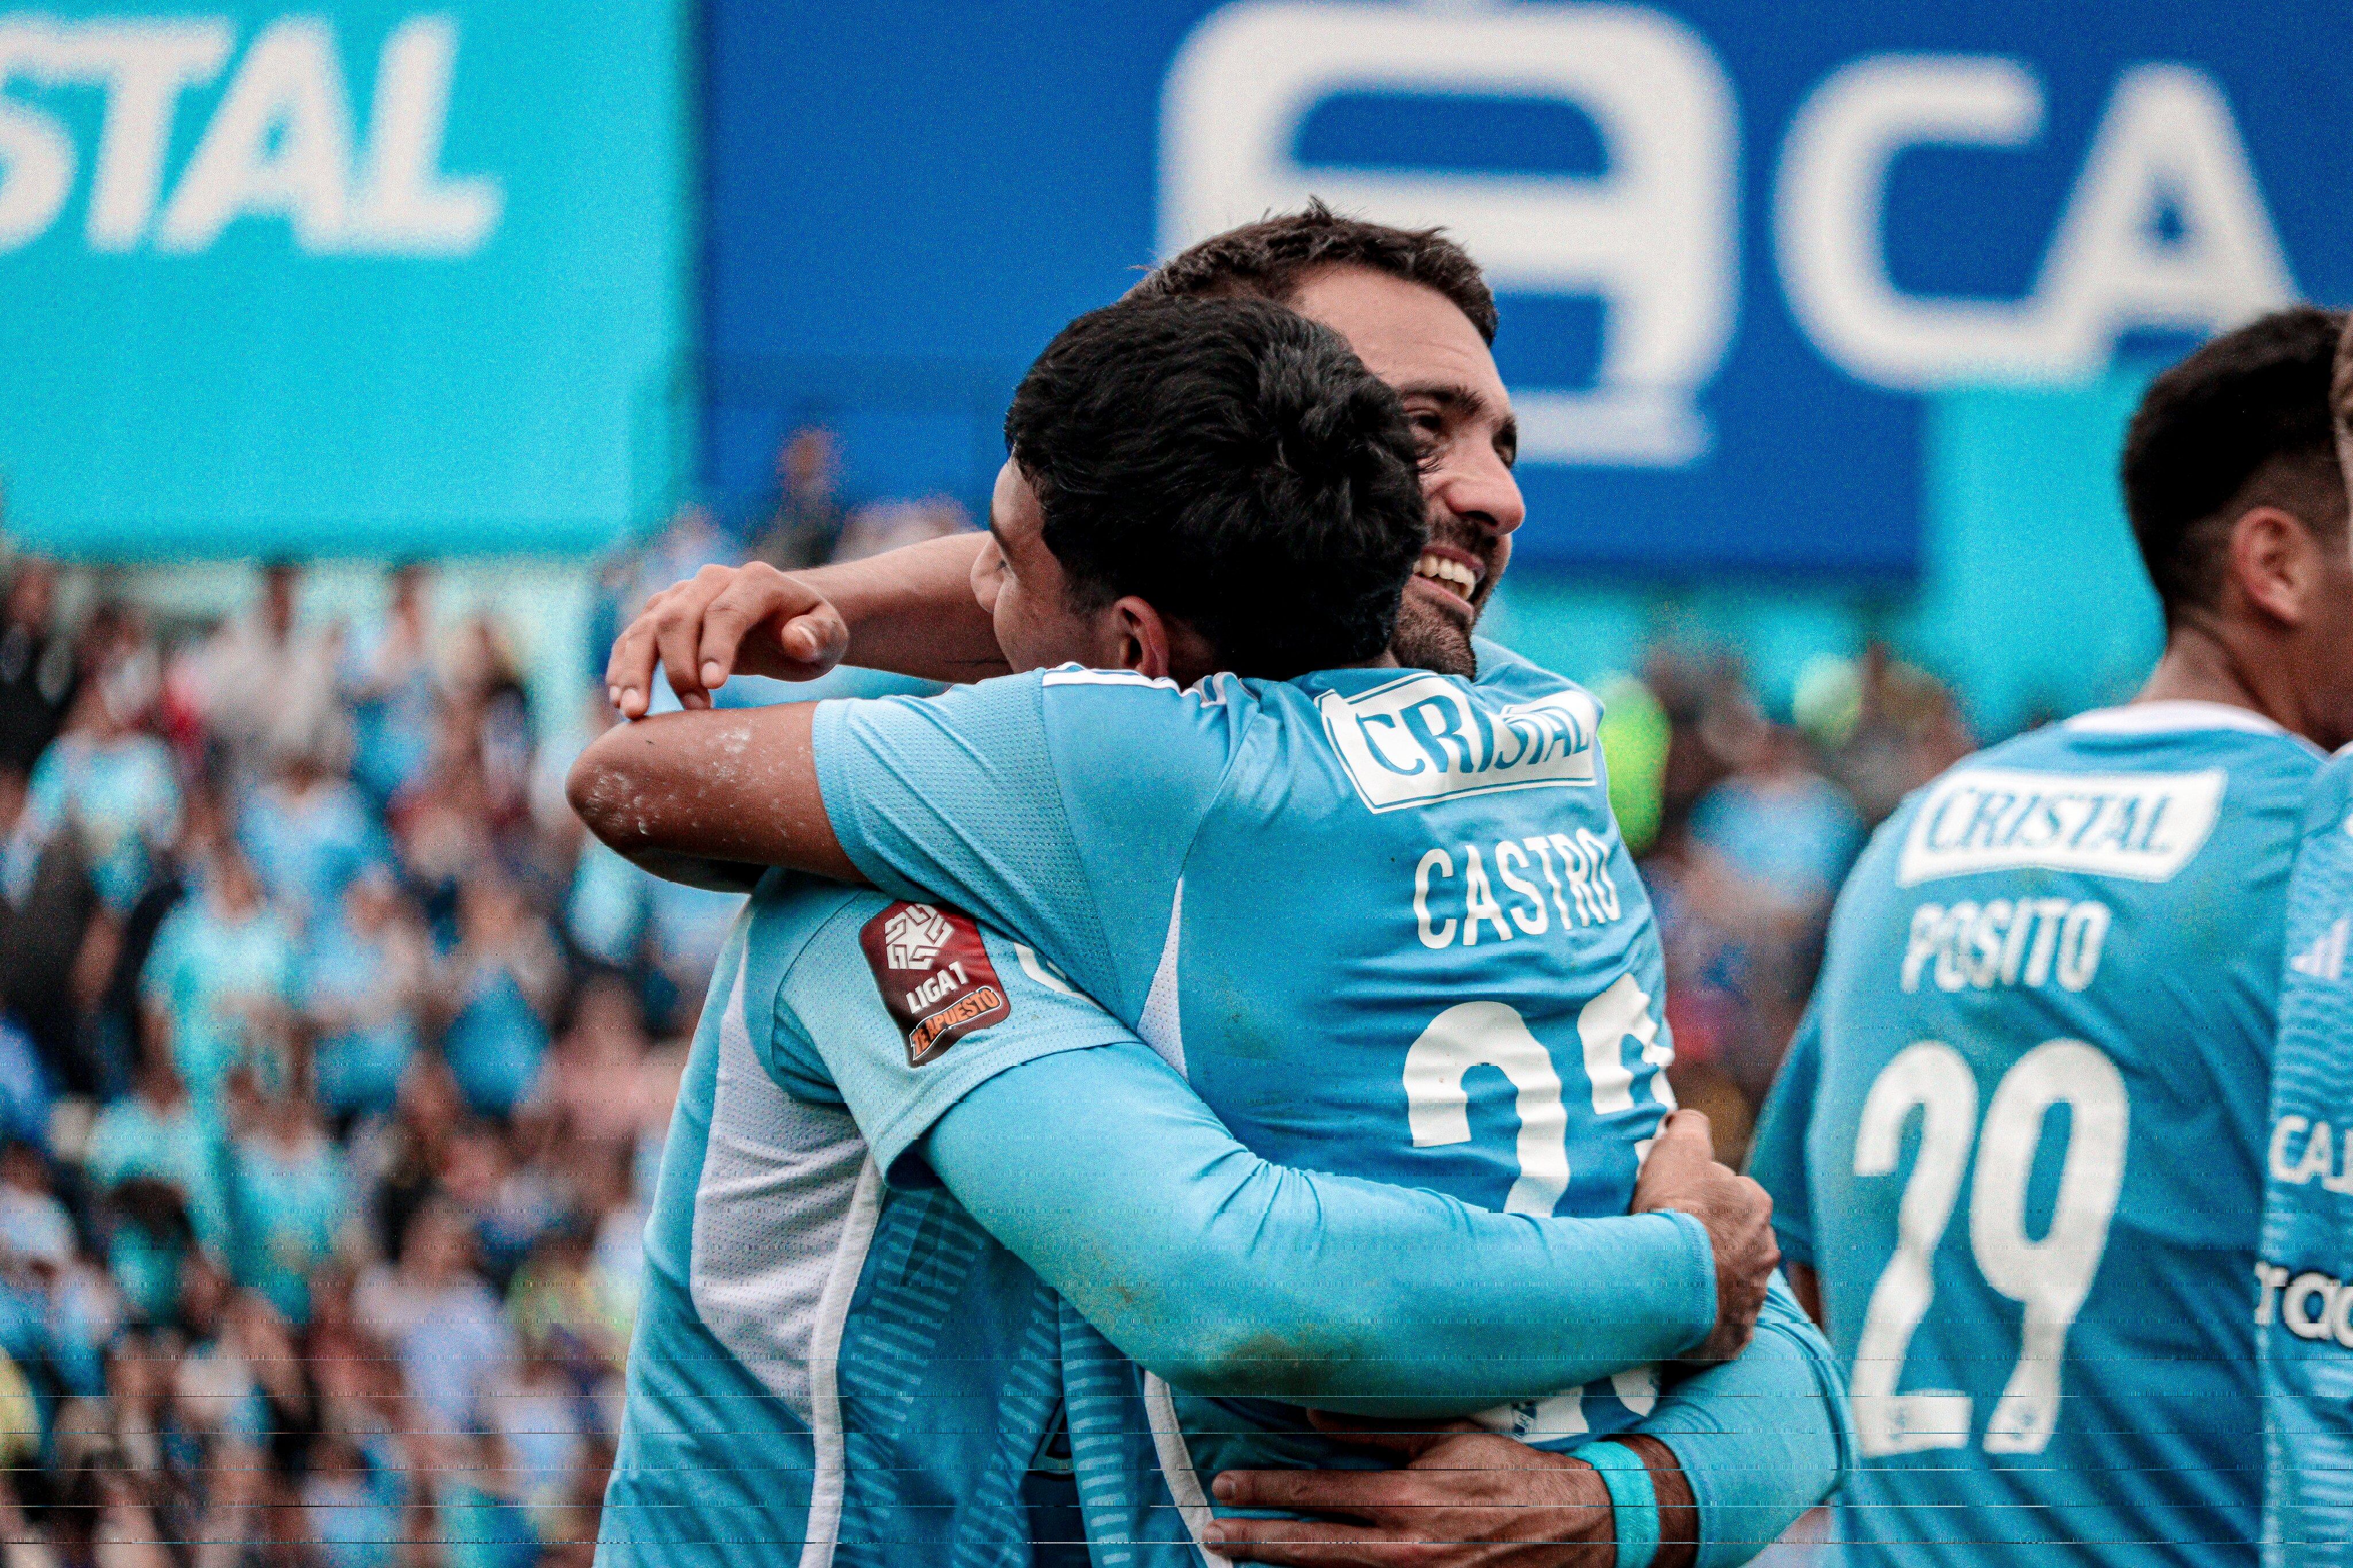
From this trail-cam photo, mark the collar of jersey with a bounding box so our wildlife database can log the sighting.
[2063,699,2321,755]
[1295,664,1451,694]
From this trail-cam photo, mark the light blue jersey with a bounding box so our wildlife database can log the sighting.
[237,779,389,934]
[2256,750,2353,1565]
[142,895,300,1110]
[812,640,1695,1482]
[599,876,1179,1568]
[20,732,180,911]
[1751,701,2320,1566]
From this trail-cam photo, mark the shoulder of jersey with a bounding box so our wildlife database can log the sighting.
[1038,663,1245,705]
[1940,702,2321,787]
[749,870,890,927]
[1036,659,1579,710]
[1470,638,1588,702]
[2299,746,2353,836]
[2059,698,2320,757]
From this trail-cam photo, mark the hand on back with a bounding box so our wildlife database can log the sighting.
[1632,1109,1778,1365]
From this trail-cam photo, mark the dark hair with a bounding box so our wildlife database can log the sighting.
[2335,311,2353,446]
[2120,306,2349,625]
[1129,199,1498,345]
[1004,295,1426,678]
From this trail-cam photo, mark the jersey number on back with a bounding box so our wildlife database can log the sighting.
[1401,975,1671,1216]
[1850,1038,2130,1457]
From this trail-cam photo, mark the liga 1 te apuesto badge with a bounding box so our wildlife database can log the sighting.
[859,901,1013,1067]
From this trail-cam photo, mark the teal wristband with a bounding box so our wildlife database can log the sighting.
[1582,1440,1660,1568]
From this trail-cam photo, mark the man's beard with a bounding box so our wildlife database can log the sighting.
[1391,594,1478,678]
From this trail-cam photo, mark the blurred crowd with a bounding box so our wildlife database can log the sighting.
[0,412,1976,1563]
[1618,641,1977,1163]
[0,547,737,1568]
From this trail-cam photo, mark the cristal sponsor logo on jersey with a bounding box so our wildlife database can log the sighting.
[2256,1261,2353,1349]
[1896,767,2225,886]
[857,901,1012,1068]
[1320,673,1599,813]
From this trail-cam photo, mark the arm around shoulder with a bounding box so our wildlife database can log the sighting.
[565,704,862,883]
[801,533,1010,682]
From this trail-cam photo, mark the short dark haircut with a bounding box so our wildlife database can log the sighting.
[2120,306,2349,625]
[1004,295,1426,678]
[1129,199,1498,345]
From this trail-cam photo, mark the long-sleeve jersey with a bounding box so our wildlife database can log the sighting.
[2256,749,2353,1566]
[600,874,1840,1567]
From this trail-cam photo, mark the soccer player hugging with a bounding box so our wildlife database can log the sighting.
[575,279,1839,1566]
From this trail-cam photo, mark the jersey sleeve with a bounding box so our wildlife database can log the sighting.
[811,669,1233,1014]
[2258,755,2353,1558]
[1748,1004,1823,1269]
[770,894,1135,1187]
[1636,1272,1850,1568]
[928,1035,1719,1405]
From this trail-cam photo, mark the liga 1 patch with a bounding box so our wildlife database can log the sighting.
[859,901,1012,1067]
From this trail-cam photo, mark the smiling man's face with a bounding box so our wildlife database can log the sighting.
[1289,264,1525,677]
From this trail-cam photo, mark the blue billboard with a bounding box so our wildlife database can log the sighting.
[0,0,691,559]
[703,0,2353,576]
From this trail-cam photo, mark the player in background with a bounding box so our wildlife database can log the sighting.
[581,291,1846,1563]
[2256,314,2353,1565]
[1749,307,2353,1566]
[593,293,1820,1568]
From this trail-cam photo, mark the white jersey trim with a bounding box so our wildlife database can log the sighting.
[1143,1372,1228,1567]
[799,1157,884,1568]
[1138,878,1186,1077]
[689,952,870,1421]
[1040,666,1182,691]
[2066,700,2322,755]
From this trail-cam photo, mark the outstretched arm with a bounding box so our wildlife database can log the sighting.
[925,1037,1725,1409]
[565,704,861,883]
[802,533,1007,681]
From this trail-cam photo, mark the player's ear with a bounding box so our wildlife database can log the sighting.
[2228,505,2316,628]
[1105,597,1222,685]
[1105,596,1174,680]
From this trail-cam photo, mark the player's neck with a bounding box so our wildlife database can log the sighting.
[2134,621,2304,736]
